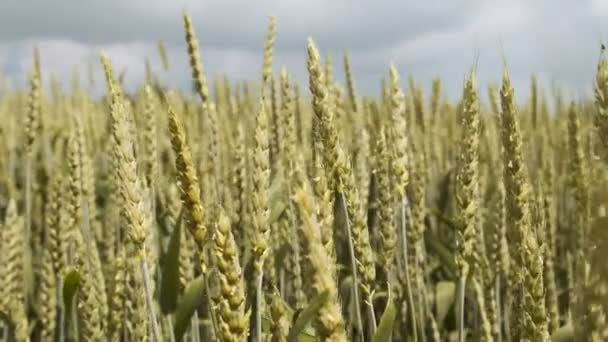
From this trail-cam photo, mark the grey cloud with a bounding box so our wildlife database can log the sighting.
[0,0,607,101]
[0,1,476,51]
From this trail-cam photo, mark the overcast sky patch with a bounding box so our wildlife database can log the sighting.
[0,1,606,102]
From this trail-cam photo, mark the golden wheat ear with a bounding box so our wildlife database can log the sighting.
[500,66,549,341]
[212,209,249,341]
[293,168,348,342]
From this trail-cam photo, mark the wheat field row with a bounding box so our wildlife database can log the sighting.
[0,10,606,342]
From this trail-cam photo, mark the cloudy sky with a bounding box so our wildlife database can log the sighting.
[0,0,607,101]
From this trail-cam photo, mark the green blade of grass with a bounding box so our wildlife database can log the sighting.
[372,287,397,342]
[160,206,183,314]
[173,275,205,342]
[287,290,329,342]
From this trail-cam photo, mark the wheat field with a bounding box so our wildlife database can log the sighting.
[0,10,606,342]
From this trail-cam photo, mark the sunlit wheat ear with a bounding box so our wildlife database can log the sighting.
[22,66,41,330]
[100,52,122,98]
[108,82,147,254]
[46,174,65,276]
[353,128,370,209]
[24,68,41,155]
[109,250,127,341]
[307,38,339,184]
[39,235,57,341]
[0,200,29,341]
[308,37,375,334]
[73,116,110,326]
[167,104,208,271]
[293,168,348,342]
[540,153,560,334]
[106,60,160,340]
[269,75,281,177]
[500,66,548,341]
[311,152,335,256]
[261,16,277,88]
[387,64,419,341]
[41,173,65,340]
[455,70,480,282]
[76,231,105,341]
[343,50,358,112]
[205,100,221,216]
[249,96,270,342]
[455,70,492,342]
[279,68,296,177]
[142,85,158,189]
[183,10,210,103]
[388,64,409,197]
[231,122,248,254]
[177,241,195,300]
[485,169,507,340]
[157,40,170,71]
[269,288,290,342]
[338,137,377,333]
[213,210,249,341]
[288,213,307,311]
[430,77,442,126]
[250,97,270,269]
[64,125,84,265]
[411,80,426,132]
[568,101,595,340]
[567,102,589,261]
[374,126,395,271]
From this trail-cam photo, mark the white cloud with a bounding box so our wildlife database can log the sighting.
[0,0,604,99]
[592,0,608,16]
[389,1,530,64]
